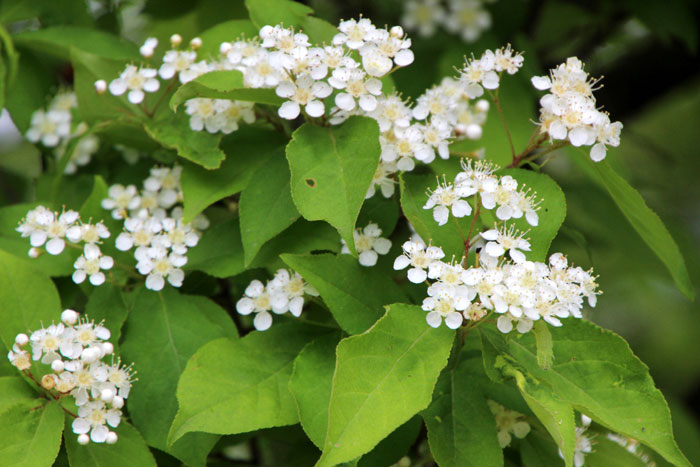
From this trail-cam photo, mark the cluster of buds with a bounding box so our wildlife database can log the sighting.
[17,206,114,286]
[7,309,134,445]
[236,269,319,331]
[103,165,209,291]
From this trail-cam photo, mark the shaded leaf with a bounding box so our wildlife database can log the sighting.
[0,400,64,467]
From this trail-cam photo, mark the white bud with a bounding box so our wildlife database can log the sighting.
[51,359,65,373]
[190,37,202,49]
[219,42,232,54]
[112,396,124,409]
[94,80,107,94]
[78,434,90,445]
[476,99,490,113]
[101,388,115,403]
[106,431,118,444]
[28,247,41,258]
[81,347,99,363]
[466,124,483,140]
[390,26,404,37]
[170,34,182,47]
[139,45,154,58]
[15,333,29,346]
[101,342,114,355]
[61,309,80,325]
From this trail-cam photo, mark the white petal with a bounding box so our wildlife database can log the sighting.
[143,78,160,92]
[305,100,325,117]
[236,297,255,315]
[451,200,472,218]
[496,315,513,333]
[278,101,301,120]
[289,297,304,317]
[46,238,65,255]
[30,231,48,247]
[372,238,392,255]
[407,267,427,283]
[590,143,606,162]
[433,205,449,226]
[426,311,442,328]
[145,274,165,291]
[359,250,378,267]
[393,255,410,270]
[482,71,500,89]
[445,312,463,329]
[394,49,414,66]
[89,272,106,286]
[72,270,87,284]
[72,418,90,435]
[254,311,273,331]
[531,76,551,90]
[568,127,590,147]
[510,249,527,264]
[335,93,356,111]
[108,79,127,96]
[91,425,109,443]
[359,94,377,112]
[127,89,145,104]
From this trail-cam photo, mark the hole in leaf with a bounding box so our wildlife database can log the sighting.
[305,178,316,188]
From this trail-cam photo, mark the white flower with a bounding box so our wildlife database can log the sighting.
[394,241,445,283]
[333,18,377,50]
[159,50,198,82]
[72,400,121,443]
[276,74,332,119]
[488,399,531,448]
[25,109,72,147]
[101,184,141,220]
[72,244,114,286]
[267,269,317,317]
[329,67,383,112]
[66,222,111,245]
[22,208,80,255]
[341,222,392,267]
[108,65,160,104]
[444,0,492,42]
[137,250,186,291]
[480,225,531,263]
[235,280,284,331]
[401,0,446,38]
[139,37,158,58]
[422,282,469,329]
[8,344,32,370]
[424,180,472,225]
[366,161,398,199]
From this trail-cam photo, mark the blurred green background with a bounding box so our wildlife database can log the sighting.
[1,0,698,463]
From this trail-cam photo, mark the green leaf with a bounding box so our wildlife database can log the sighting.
[14,26,138,60]
[170,70,282,111]
[357,416,422,467]
[180,127,287,222]
[0,400,64,467]
[84,284,130,352]
[286,116,381,255]
[280,253,408,334]
[586,435,650,467]
[357,194,400,237]
[169,322,329,444]
[197,20,258,57]
[4,52,54,133]
[288,332,343,448]
[520,434,564,467]
[120,287,237,467]
[505,319,690,466]
[400,172,465,259]
[240,153,299,265]
[317,304,454,466]
[0,376,36,414]
[533,320,553,370]
[186,217,340,278]
[571,151,694,300]
[245,0,337,43]
[145,112,225,170]
[423,356,504,467]
[498,168,566,262]
[517,381,576,467]
[0,250,62,349]
[64,419,157,467]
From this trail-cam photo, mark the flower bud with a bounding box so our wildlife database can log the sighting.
[15,333,28,346]
[219,42,232,54]
[61,309,79,325]
[94,80,107,94]
[81,347,99,363]
[476,99,490,113]
[390,26,404,37]
[190,37,202,49]
[101,388,115,403]
[112,395,124,409]
[41,374,55,390]
[170,34,182,47]
[51,359,65,373]
[466,124,483,140]
[28,247,41,258]
[106,431,118,444]
[78,434,90,445]
[102,342,114,356]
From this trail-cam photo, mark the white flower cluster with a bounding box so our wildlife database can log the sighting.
[184,98,255,134]
[488,399,531,448]
[103,165,208,291]
[401,0,495,42]
[25,90,100,174]
[8,309,134,445]
[236,269,318,331]
[394,236,599,332]
[340,222,392,267]
[16,205,114,286]
[460,45,524,98]
[532,57,623,161]
[424,160,541,226]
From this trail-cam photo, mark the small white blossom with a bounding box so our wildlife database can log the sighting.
[488,400,531,448]
[72,244,114,286]
[394,241,445,283]
[25,109,72,147]
[341,222,392,267]
[108,65,160,104]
